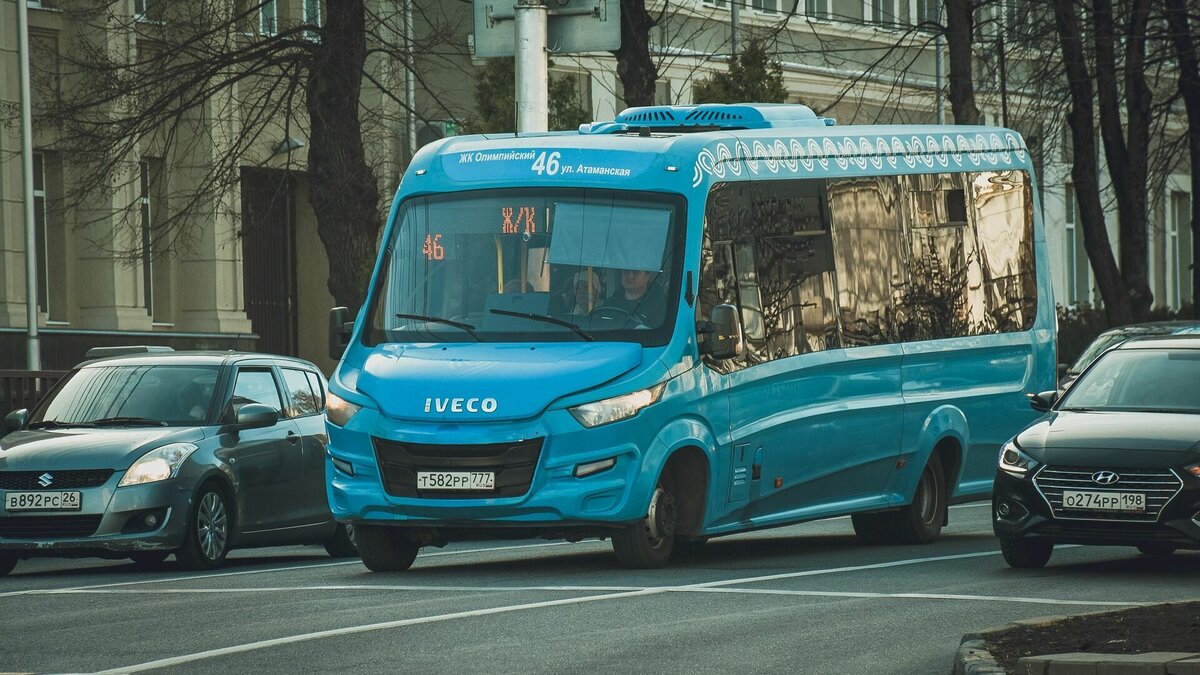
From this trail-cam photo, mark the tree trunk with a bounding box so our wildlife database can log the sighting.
[1091,0,1153,317]
[1052,0,1133,325]
[944,0,980,125]
[305,0,382,311]
[1163,0,1200,318]
[612,0,657,107]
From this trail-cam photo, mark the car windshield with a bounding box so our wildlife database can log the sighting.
[1058,348,1200,413]
[365,188,686,346]
[1068,332,1128,374]
[29,365,221,427]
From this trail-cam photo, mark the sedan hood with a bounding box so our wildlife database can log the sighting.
[0,427,204,470]
[356,342,644,422]
[1017,411,1200,468]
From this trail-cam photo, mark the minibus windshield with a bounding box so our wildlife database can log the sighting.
[365,188,686,346]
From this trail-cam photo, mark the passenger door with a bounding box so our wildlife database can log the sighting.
[221,366,303,533]
[278,366,331,525]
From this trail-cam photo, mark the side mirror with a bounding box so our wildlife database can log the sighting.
[235,403,279,430]
[699,304,743,360]
[3,409,28,434]
[1027,390,1058,413]
[329,306,353,361]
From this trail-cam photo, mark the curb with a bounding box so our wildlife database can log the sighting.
[949,608,1145,675]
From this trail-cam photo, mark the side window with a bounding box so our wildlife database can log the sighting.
[281,368,320,417]
[970,170,1038,332]
[231,368,284,415]
[304,371,326,411]
[699,183,750,373]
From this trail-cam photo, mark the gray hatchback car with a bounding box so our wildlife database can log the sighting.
[0,349,355,575]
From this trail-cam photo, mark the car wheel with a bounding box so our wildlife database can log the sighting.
[1000,538,1054,569]
[612,472,678,569]
[853,454,946,545]
[0,552,17,577]
[324,523,358,558]
[355,524,419,572]
[1137,543,1177,557]
[129,551,171,568]
[177,483,232,571]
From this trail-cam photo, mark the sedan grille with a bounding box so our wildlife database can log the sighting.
[1034,465,1183,522]
[372,437,543,499]
[0,515,103,539]
[0,469,115,490]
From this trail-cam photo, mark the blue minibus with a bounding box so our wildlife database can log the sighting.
[324,103,1056,570]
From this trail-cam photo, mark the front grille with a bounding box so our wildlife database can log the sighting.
[1034,466,1183,522]
[373,437,544,499]
[0,515,103,539]
[0,469,115,490]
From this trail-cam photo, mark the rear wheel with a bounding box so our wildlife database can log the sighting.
[853,453,946,545]
[1136,543,1177,557]
[177,483,232,571]
[324,523,358,558]
[1000,538,1054,569]
[612,473,678,569]
[0,552,17,576]
[129,551,171,568]
[356,524,419,572]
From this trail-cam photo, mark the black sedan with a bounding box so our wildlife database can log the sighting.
[994,336,1200,568]
[0,349,355,575]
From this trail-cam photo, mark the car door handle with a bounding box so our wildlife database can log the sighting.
[286,431,300,445]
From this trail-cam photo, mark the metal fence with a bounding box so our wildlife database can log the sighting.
[0,369,68,416]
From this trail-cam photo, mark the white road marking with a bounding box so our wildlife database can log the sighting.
[672,587,1143,607]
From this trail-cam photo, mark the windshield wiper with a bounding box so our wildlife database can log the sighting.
[488,309,594,341]
[86,416,168,427]
[394,313,481,341]
[1058,407,1101,412]
[26,420,95,430]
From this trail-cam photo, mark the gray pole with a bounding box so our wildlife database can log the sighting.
[730,0,739,58]
[514,0,548,133]
[404,0,417,158]
[935,1,944,124]
[18,0,41,370]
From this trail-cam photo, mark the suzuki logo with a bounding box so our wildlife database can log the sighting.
[37,472,54,487]
[1091,470,1120,486]
[424,397,498,414]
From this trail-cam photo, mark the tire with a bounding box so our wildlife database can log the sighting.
[1000,538,1054,569]
[0,552,17,577]
[612,472,678,569]
[324,523,359,558]
[177,483,232,571]
[129,551,171,568]
[852,453,946,545]
[355,524,419,572]
[1137,543,1177,557]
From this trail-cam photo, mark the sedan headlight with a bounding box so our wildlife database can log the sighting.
[1184,463,1200,479]
[998,440,1037,476]
[119,443,198,487]
[326,392,363,427]
[568,383,666,429]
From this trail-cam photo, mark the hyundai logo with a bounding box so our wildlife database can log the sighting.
[37,472,54,487]
[1091,470,1120,486]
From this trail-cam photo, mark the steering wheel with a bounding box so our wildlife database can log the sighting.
[589,305,635,323]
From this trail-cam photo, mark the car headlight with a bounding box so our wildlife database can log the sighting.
[326,392,363,427]
[119,443,198,487]
[1184,463,1200,479]
[568,383,666,428]
[999,440,1037,476]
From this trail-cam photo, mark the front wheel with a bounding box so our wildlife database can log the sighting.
[612,475,678,569]
[324,523,358,558]
[356,524,419,572]
[177,483,232,571]
[1000,538,1053,569]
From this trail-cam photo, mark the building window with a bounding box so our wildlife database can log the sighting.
[702,0,728,10]
[1167,191,1188,309]
[868,0,899,25]
[259,0,277,35]
[303,0,321,27]
[33,153,48,314]
[915,0,939,26]
[1064,185,1077,306]
[805,0,832,20]
[752,0,779,12]
[140,161,154,313]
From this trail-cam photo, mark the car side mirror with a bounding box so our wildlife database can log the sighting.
[699,304,743,360]
[235,404,279,430]
[329,306,353,361]
[1027,390,1058,413]
[3,409,28,434]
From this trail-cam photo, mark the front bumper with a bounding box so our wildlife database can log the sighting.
[992,468,1200,548]
[0,476,193,556]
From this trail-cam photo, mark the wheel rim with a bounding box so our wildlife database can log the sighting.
[197,491,228,561]
[345,523,356,546]
[644,486,678,547]
[916,467,937,525]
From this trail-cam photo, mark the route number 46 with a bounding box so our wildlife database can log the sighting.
[531,151,561,176]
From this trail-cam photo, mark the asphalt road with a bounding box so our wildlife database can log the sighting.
[3,503,1199,674]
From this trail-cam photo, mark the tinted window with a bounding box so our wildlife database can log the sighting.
[1060,349,1200,413]
[304,371,326,411]
[281,368,320,417]
[231,369,283,414]
[30,365,219,426]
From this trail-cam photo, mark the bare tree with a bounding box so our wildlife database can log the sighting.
[1162,0,1200,317]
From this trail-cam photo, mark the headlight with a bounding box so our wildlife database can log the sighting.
[568,383,666,428]
[999,440,1036,476]
[1184,463,1200,479]
[326,392,363,427]
[119,443,198,487]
